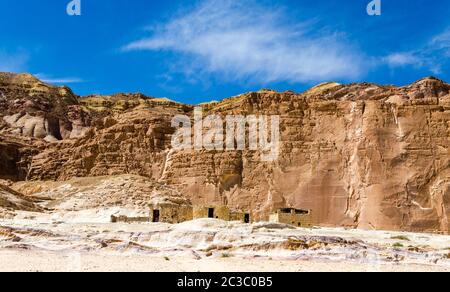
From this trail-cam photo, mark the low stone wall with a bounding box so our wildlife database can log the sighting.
[110,215,150,223]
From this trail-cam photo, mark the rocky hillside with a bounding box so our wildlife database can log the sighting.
[0,73,90,141]
[0,73,449,234]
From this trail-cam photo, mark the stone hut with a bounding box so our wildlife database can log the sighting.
[230,209,252,223]
[193,205,252,223]
[149,188,193,224]
[269,208,312,227]
[193,205,231,221]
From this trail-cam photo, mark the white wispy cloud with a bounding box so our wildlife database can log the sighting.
[0,49,29,73]
[123,0,365,84]
[431,30,450,54]
[35,73,84,84]
[384,29,450,74]
[384,53,421,67]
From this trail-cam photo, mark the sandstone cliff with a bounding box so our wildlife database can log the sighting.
[163,79,450,233]
[0,73,449,233]
[0,73,90,141]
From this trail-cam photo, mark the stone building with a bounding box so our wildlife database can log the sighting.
[269,208,312,227]
[193,205,230,221]
[193,205,252,223]
[149,189,193,224]
[230,209,252,223]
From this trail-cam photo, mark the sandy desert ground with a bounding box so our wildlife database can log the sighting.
[1,210,449,272]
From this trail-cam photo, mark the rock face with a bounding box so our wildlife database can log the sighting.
[162,79,450,234]
[27,99,190,180]
[0,73,449,234]
[0,73,90,141]
[0,135,38,181]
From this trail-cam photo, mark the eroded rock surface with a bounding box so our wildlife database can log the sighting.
[0,73,90,140]
[0,184,42,218]
[0,135,38,181]
[0,73,449,233]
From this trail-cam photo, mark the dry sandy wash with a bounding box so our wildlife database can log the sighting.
[0,213,449,272]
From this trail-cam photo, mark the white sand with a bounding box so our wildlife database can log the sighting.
[1,250,448,272]
[1,216,449,272]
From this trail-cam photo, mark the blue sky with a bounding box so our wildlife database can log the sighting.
[0,0,449,104]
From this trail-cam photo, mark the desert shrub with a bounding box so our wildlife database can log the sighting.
[391,235,410,241]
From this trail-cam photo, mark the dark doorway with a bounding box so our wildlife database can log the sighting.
[152,210,160,222]
[244,213,250,223]
[208,208,215,218]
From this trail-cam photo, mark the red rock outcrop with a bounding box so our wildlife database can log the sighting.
[158,78,450,234]
[0,73,449,233]
[0,73,90,141]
